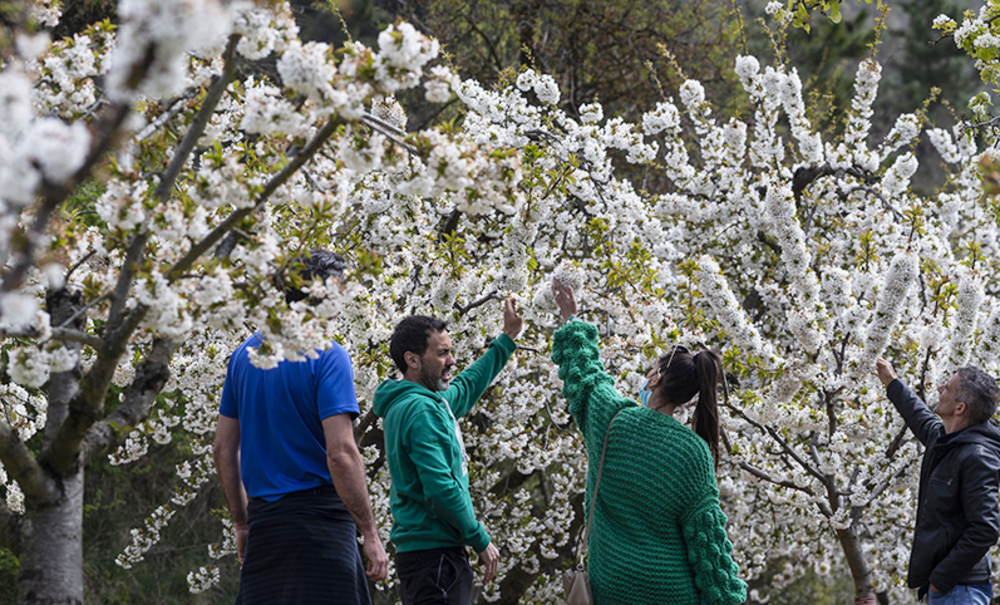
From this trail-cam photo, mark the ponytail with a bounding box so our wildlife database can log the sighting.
[691,350,721,468]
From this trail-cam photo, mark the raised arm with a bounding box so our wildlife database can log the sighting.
[877,359,943,446]
[550,278,635,443]
[443,298,521,418]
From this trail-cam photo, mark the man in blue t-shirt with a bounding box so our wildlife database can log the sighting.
[214,250,388,605]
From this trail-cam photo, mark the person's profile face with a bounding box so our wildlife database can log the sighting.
[418,331,455,391]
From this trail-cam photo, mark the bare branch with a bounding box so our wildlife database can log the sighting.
[0,327,103,351]
[454,290,500,316]
[732,457,816,496]
[55,292,111,330]
[81,337,176,466]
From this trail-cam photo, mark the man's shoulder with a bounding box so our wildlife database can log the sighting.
[953,425,1000,468]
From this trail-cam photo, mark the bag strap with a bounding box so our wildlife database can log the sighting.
[576,407,626,564]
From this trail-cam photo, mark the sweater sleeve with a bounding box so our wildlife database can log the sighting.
[679,447,747,605]
[551,320,636,444]
[681,494,747,605]
[443,333,518,418]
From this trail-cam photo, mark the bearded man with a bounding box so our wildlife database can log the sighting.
[374,300,522,605]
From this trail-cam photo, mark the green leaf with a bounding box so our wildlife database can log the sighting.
[829,2,842,23]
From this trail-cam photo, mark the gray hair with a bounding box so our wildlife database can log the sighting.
[282,249,346,304]
[956,366,1000,426]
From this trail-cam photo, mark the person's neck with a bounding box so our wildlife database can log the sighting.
[650,401,677,417]
[942,417,970,434]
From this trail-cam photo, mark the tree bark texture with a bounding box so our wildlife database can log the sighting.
[836,522,875,599]
[17,472,83,605]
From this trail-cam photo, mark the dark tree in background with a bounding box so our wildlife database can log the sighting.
[379,0,744,122]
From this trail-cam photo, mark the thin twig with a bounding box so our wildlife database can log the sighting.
[847,186,904,221]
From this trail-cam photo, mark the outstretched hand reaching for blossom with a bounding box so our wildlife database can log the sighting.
[552,277,577,323]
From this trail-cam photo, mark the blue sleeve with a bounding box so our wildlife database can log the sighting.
[219,353,239,419]
[316,343,360,420]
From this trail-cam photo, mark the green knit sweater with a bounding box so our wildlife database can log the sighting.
[552,320,747,605]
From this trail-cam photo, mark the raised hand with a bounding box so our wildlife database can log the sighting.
[503,297,523,340]
[875,358,897,387]
[552,276,577,322]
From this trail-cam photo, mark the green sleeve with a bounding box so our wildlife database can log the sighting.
[550,321,636,445]
[679,450,747,605]
[442,333,517,418]
[403,408,491,552]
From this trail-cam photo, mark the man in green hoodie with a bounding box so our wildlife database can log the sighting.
[373,299,522,605]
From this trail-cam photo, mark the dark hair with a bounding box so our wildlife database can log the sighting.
[389,315,449,374]
[654,346,723,467]
[280,249,347,304]
[956,366,999,426]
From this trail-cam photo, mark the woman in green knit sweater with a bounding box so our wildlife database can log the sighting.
[551,278,746,605]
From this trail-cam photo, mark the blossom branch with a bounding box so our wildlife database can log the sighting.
[361,111,416,151]
[166,114,345,281]
[847,186,903,221]
[107,34,241,332]
[1,102,130,295]
[725,401,826,483]
[81,337,176,466]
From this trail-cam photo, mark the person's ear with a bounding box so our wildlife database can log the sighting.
[404,351,420,371]
[648,371,663,389]
[956,401,968,417]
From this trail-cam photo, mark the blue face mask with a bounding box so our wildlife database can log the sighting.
[639,378,653,407]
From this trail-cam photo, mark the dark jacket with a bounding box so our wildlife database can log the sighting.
[887,379,1000,596]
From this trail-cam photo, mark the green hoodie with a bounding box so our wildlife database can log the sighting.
[372,333,517,554]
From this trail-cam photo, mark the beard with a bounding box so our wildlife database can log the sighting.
[419,366,451,392]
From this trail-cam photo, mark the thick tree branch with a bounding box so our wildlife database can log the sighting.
[38,307,146,475]
[81,337,176,466]
[0,418,57,505]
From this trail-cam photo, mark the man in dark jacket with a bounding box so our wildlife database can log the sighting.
[877,358,1000,604]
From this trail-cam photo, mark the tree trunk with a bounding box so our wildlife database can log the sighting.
[836,522,875,601]
[18,472,83,605]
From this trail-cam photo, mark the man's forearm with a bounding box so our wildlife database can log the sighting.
[213,416,248,527]
[217,461,248,527]
[327,447,380,537]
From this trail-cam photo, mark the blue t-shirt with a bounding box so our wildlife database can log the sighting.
[219,333,359,501]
